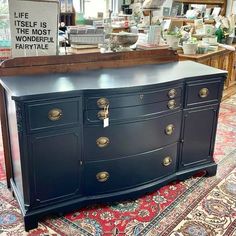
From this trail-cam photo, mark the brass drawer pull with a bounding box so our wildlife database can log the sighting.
[97,98,109,109]
[168,89,177,99]
[165,124,175,135]
[97,110,109,120]
[96,137,110,148]
[48,108,63,121]
[163,156,172,166]
[96,171,109,182]
[199,88,209,98]
[168,100,176,110]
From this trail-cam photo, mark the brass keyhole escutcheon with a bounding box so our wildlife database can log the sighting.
[48,108,63,121]
[168,100,176,110]
[165,124,175,135]
[97,110,109,120]
[163,156,172,166]
[96,171,109,182]
[199,88,209,98]
[97,97,109,109]
[96,137,110,148]
[168,89,177,99]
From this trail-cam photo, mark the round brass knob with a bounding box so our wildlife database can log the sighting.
[168,89,177,99]
[167,100,176,110]
[199,88,209,98]
[96,171,109,182]
[163,156,172,166]
[97,98,109,109]
[165,124,175,135]
[48,108,63,121]
[96,137,110,148]
[97,110,109,120]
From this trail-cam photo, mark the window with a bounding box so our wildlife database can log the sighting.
[84,0,110,18]
[73,0,116,18]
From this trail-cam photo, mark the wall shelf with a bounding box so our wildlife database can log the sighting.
[60,12,75,26]
[174,0,227,15]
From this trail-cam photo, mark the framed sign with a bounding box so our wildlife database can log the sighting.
[8,0,59,57]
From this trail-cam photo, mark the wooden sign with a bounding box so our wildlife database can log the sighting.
[8,0,59,57]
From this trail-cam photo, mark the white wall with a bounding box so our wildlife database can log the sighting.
[226,0,236,16]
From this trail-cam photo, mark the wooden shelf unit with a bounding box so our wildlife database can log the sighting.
[174,0,227,16]
[60,12,75,26]
[178,47,236,100]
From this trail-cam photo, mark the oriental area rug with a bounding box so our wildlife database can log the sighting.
[0,95,236,236]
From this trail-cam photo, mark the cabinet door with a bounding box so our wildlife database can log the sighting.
[199,58,211,66]
[29,128,81,205]
[180,105,218,169]
[210,55,221,69]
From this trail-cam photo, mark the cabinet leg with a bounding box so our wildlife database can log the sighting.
[24,216,38,232]
[205,165,217,177]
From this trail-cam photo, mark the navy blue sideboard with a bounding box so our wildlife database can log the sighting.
[0,61,227,231]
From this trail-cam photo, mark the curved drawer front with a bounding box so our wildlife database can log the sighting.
[26,98,80,132]
[185,79,222,108]
[84,111,182,161]
[85,97,182,124]
[84,143,178,195]
[85,86,182,110]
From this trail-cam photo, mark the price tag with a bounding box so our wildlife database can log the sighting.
[103,104,109,128]
[103,117,109,128]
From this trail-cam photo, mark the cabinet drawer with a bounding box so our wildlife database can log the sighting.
[85,86,182,110]
[185,79,223,108]
[84,143,177,195]
[85,97,182,124]
[84,111,181,160]
[26,98,80,132]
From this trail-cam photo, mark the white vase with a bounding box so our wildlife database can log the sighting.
[182,42,198,55]
[166,35,179,49]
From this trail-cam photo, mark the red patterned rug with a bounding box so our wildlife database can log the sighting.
[0,95,236,236]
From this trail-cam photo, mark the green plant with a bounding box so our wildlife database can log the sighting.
[186,37,198,44]
[166,26,182,38]
[214,16,234,43]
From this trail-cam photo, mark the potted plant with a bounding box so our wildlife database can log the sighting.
[215,16,234,45]
[165,28,181,49]
[182,37,198,55]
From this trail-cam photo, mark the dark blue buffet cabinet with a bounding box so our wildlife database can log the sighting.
[0,61,227,231]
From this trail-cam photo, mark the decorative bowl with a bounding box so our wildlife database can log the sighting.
[109,32,138,48]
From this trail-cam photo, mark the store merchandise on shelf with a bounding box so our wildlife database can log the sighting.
[0,2,11,61]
